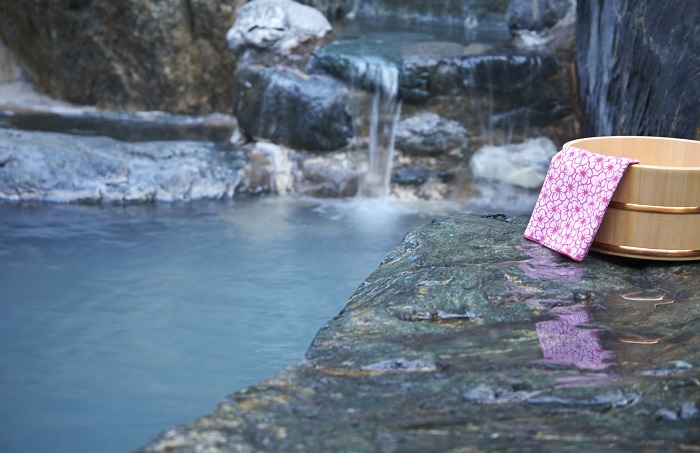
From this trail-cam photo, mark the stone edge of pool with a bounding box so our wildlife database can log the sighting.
[139,214,700,452]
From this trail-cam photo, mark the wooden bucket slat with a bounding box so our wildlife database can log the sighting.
[563,136,700,261]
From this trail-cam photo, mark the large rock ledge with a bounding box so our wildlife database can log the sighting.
[141,215,700,452]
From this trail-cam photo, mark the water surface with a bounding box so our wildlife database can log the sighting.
[0,197,451,453]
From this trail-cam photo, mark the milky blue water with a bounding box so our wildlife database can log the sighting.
[0,197,452,453]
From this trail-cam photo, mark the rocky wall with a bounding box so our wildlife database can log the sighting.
[577,0,700,138]
[0,0,244,113]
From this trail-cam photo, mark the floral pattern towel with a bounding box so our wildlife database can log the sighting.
[524,146,638,261]
[536,309,612,370]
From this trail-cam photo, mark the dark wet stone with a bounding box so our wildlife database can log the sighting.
[392,168,454,187]
[0,109,235,143]
[140,215,700,452]
[313,30,575,145]
[457,52,560,92]
[490,100,573,128]
[392,167,433,186]
[233,66,353,151]
[315,37,561,99]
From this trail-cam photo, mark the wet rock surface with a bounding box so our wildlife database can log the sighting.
[313,32,576,146]
[141,215,700,452]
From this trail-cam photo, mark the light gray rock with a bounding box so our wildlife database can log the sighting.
[469,137,557,189]
[0,129,245,203]
[226,0,332,54]
[395,113,470,157]
[240,141,295,194]
[296,155,361,197]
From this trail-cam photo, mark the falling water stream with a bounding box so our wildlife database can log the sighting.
[360,60,402,198]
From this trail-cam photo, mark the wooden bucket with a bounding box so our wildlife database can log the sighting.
[563,136,700,261]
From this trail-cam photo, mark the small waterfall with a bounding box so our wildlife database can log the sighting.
[314,39,403,198]
[322,48,404,199]
[358,59,402,198]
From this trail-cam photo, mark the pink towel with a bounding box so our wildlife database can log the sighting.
[524,146,638,261]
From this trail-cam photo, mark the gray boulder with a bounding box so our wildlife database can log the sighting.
[296,156,361,197]
[0,129,245,203]
[394,113,470,157]
[469,137,557,189]
[226,0,332,54]
[233,66,353,152]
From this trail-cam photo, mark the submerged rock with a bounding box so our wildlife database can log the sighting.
[140,214,700,452]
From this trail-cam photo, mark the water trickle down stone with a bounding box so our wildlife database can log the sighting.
[458,52,560,145]
[315,41,403,198]
[363,60,401,198]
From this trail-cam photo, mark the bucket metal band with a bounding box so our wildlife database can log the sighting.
[608,201,700,214]
[591,241,700,259]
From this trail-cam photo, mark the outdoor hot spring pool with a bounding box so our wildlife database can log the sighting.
[0,196,471,453]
